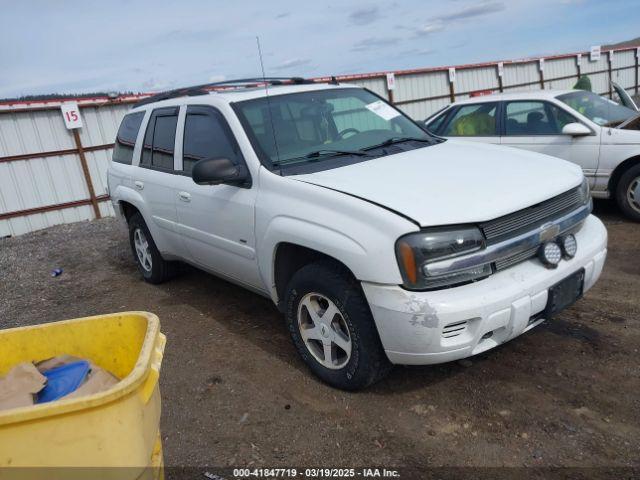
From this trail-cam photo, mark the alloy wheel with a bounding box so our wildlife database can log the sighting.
[133,228,153,272]
[297,293,352,370]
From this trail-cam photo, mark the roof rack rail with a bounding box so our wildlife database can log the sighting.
[134,77,314,107]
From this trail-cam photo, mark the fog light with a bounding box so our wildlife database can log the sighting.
[560,234,577,259]
[539,242,562,268]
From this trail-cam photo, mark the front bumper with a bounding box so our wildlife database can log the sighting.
[362,214,608,365]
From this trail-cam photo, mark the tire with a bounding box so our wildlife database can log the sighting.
[615,163,640,222]
[128,212,177,284]
[284,260,391,390]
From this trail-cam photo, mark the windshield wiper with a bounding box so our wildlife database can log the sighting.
[274,149,371,165]
[363,136,434,151]
[305,149,371,158]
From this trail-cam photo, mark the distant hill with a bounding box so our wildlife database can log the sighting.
[0,92,136,102]
[604,37,640,49]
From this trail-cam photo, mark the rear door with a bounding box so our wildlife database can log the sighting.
[172,105,261,289]
[438,102,501,144]
[501,100,599,179]
[109,111,146,194]
[133,107,184,256]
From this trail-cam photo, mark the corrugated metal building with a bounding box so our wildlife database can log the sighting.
[1,45,639,236]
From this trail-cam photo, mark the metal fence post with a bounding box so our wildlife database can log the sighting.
[608,51,614,99]
[72,129,101,219]
[636,47,640,95]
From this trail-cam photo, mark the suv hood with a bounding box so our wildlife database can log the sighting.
[291,139,583,226]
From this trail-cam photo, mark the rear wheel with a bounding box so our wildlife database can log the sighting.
[128,212,177,284]
[615,164,640,222]
[284,261,391,390]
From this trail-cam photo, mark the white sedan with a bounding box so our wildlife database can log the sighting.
[424,87,640,221]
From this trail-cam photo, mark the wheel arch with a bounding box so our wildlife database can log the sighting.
[272,242,358,311]
[608,155,640,194]
[119,200,140,223]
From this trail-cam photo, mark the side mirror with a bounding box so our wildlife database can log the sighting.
[562,122,591,136]
[192,157,249,187]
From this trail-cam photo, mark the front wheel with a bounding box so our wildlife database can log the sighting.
[615,164,640,222]
[284,261,391,390]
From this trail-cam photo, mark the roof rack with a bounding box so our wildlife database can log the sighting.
[133,77,314,107]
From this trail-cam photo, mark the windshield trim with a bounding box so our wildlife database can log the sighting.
[230,86,439,174]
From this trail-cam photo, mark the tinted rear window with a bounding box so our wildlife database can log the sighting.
[112,112,144,164]
[151,115,178,170]
[140,107,178,170]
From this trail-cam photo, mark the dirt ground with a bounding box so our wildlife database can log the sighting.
[1,200,639,476]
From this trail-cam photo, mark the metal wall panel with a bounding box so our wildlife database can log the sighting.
[0,104,129,237]
[456,66,498,94]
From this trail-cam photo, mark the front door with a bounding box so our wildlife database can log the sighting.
[439,102,501,145]
[173,105,262,290]
[500,100,600,184]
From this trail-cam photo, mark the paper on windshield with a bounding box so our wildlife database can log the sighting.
[366,100,400,121]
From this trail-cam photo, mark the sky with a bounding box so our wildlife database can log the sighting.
[1,0,639,98]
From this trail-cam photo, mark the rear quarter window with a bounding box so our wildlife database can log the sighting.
[112,112,145,164]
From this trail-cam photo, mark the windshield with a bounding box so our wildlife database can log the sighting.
[557,90,636,127]
[234,87,434,168]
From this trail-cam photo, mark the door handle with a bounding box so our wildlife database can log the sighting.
[178,191,191,202]
[134,181,144,190]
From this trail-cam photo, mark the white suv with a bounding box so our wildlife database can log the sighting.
[107,79,607,390]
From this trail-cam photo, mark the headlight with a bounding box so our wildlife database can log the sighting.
[578,177,590,204]
[395,227,491,290]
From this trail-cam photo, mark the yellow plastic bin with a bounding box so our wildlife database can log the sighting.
[0,312,166,480]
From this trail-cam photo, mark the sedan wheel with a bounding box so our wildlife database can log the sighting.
[626,176,640,215]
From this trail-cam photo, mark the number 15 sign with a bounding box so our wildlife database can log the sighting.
[61,102,83,129]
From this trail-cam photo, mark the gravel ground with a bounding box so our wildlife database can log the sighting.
[0,200,639,477]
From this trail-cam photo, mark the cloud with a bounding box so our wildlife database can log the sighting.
[434,1,505,22]
[414,22,445,36]
[275,12,290,19]
[141,78,176,92]
[352,37,400,52]
[413,1,505,37]
[272,58,312,71]
[398,48,437,57]
[348,6,381,25]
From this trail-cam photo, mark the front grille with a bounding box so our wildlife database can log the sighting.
[481,187,582,244]
[494,246,539,271]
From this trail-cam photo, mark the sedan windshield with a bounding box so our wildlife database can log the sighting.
[234,87,435,169]
[557,90,636,127]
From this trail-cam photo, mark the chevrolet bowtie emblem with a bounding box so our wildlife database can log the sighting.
[539,222,560,243]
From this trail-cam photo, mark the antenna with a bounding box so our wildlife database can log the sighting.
[256,36,281,166]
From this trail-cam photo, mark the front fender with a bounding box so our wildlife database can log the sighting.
[259,215,404,302]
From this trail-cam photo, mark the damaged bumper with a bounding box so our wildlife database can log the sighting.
[362,214,608,365]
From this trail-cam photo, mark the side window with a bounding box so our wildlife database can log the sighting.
[182,107,243,175]
[112,112,144,164]
[549,103,579,131]
[425,109,449,134]
[505,101,575,135]
[140,108,178,170]
[442,103,498,136]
